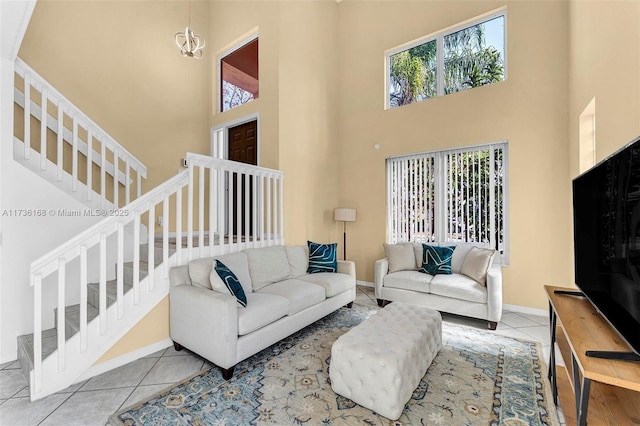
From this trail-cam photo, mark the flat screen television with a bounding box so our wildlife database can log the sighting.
[573,135,640,357]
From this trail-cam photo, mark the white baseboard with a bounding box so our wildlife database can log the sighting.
[76,338,173,383]
[503,303,548,318]
[356,280,374,288]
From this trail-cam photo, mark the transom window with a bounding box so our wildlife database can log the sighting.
[219,36,259,112]
[386,142,509,263]
[387,10,506,109]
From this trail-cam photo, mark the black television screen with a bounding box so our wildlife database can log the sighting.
[573,135,640,355]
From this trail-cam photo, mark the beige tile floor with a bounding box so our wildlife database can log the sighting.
[0,285,565,425]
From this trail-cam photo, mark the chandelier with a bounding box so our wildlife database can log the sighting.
[174,1,205,59]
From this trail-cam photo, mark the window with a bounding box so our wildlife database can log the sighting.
[387,10,506,108]
[219,37,259,112]
[386,142,508,262]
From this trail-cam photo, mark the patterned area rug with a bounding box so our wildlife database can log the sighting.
[110,305,559,425]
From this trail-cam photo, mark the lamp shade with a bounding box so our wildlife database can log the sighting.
[334,208,356,222]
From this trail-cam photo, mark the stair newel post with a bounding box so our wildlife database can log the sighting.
[40,87,47,170]
[79,245,88,352]
[244,170,250,247]
[209,163,215,256]
[33,272,42,393]
[113,148,119,208]
[116,222,124,318]
[163,194,170,278]
[148,203,155,291]
[125,158,131,205]
[137,173,142,200]
[236,169,241,247]
[228,169,234,247]
[86,129,92,201]
[56,258,66,372]
[266,175,272,244]
[278,176,284,244]
[199,165,205,252]
[258,174,264,243]
[56,103,63,182]
[23,72,30,160]
[187,161,194,261]
[252,174,258,248]
[176,185,183,265]
[99,232,107,334]
[133,213,140,305]
[72,117,78,192]
[100,138,106,207]
[217,168,224,249]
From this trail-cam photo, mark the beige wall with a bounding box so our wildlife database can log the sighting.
[337,0,572,310]
[569,0,640,178]
[19,0,212,192]
[208,1,340,244]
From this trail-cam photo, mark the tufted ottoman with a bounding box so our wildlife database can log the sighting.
[329,302,442,420]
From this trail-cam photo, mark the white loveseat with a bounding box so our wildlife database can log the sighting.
[169,244,356,379]
[374,242,502,330]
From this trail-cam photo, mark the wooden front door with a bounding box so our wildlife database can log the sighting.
[228,120,257,237]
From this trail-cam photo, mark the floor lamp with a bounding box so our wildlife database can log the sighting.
[334,208,357,261]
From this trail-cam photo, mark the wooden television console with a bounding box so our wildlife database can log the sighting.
[546,285,640,425]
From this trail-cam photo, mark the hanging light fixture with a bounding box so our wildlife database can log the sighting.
[174,0,205,59]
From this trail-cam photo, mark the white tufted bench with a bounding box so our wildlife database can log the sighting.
[329,302,442,420]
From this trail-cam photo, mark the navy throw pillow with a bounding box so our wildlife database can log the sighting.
[214,260,247,307]
[419,244,455,275]
[307,241,337,274]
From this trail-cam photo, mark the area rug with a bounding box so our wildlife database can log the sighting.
[110,305,559,426]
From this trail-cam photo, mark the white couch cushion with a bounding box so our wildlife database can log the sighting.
[298,272,354,297]
[188,252,252,294]
[429,273,487,303]
[244,245,292,291]
[383,270,432,294]
[286,245,308,278]
[237,293,289,336]
[461,246,496,286]
[256,279,325,315]
[383,243,416,272]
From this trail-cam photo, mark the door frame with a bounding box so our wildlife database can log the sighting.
[210,112,260,163]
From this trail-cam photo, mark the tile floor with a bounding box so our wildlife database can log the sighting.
[0,285,564,426]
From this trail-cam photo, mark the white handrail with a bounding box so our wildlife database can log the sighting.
[28,153,285,399]
[14,57,147,206]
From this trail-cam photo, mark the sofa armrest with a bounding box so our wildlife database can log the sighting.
[170,285,238,368]
[337,260,356,279]
[374,258,389,297]
[486,263,503,323]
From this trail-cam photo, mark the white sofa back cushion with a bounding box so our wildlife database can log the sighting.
[383,243,417,272]
[188,252,253,294]
[286,245,308,278]
[244,245,292,291]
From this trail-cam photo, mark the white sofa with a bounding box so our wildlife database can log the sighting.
[169,244,356,379]
[374,242,502,330]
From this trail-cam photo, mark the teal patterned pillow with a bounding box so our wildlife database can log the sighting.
[213,260,247,307]
[419,244,455,275]
[307,241,337,274]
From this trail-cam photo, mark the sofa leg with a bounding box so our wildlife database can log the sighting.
[488,321,498,331]
[173,341,183,351]
[345,302,353,308]
[377,299,385,307]
[221,366,234,380]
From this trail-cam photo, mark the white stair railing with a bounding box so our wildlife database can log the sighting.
[14,57,147,207]
[28,152,284,400]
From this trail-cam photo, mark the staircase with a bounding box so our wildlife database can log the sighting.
[16,238,175,386]
[11,56,286,401]
[13,57,147,210]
